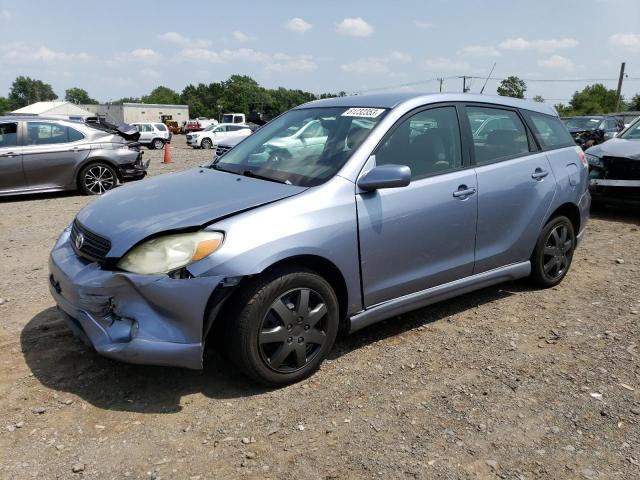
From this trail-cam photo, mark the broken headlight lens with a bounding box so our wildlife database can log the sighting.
[585,154,602,168]
[117,231,224,275]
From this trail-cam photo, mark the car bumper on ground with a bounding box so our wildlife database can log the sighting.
[48,230,225,369]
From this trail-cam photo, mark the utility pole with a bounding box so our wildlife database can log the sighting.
[615,62,626,111]
[437,78,444,92]
[460,76,471,93]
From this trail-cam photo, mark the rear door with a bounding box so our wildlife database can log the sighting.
[22,121,90,190]
[357,104,478,307]
[462,104,556,273]
[0,121,24,193]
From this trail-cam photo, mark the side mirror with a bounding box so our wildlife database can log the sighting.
[358,164,411,191]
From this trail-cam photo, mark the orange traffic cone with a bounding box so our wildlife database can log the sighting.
[163,142,172,164]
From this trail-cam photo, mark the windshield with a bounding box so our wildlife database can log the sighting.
[563,117,602,131]
[202,124,216,132]
[211,107,387,187]
[618,117,640,140]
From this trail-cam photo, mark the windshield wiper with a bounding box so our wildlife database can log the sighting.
[242,169,290,184]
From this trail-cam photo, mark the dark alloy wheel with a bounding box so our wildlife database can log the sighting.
[79,163,117,195]
[531,215,575,287]
[222,266,339,386]
[151,139,165,150]
[201,138,213,149]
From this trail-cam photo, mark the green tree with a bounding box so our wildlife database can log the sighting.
[65,87,97,104]
[497,76,527,99]
[141,86,181,105]
[532,95,545,103]
[8,76,58,109]
[628,94,640,111]
[564,84,620,115]
[0,97,10,115]
[112,97,141,105]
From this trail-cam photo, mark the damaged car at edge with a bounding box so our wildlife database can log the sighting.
[49,93,589,386]
[586,116,640,205]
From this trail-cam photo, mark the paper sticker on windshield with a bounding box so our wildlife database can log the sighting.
[342,108,385,118]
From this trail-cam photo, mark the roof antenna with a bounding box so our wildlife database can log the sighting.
[480,62,497,94]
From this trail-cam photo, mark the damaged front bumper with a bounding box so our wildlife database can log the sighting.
[48,229,226,369]
[589,156,640,204]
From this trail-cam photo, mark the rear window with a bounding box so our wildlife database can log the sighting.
[154,123,167,131]
[524,111,575,150]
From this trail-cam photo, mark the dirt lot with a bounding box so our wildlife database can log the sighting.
[1,136,639,479]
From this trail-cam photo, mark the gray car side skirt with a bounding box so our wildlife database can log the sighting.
[348,261,531,333]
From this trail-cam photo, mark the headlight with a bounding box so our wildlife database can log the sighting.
[585,154,602,167]
[117,231,224,275]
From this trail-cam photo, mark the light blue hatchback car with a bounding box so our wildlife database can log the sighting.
[49,93,590,385]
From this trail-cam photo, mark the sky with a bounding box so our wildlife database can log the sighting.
[1,0,639,106]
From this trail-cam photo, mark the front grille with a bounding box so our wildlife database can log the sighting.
[70,221,111,263]
[186,135,192,141]
[603,157,640,180]
[215,144,232,157]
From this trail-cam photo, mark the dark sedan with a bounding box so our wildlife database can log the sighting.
[0,116,148,196]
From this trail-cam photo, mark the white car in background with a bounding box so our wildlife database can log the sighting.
[131,122,171,150]
[186,123,252,149]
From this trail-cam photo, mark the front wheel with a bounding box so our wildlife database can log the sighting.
[223,267,339,386]
[78,163,118,195]
[201,138,213,149]
[530,216,575,288]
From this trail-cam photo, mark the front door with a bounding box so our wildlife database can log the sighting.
[0,121,24,193]
[357,105,478,307]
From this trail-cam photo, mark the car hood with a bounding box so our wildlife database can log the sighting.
[586,138,640,160]
[75,168,307,257]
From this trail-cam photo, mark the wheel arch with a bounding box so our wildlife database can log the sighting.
[545,202,581,235]
[75,158,123,189]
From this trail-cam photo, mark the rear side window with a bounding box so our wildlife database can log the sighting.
[25,122,76,145]
[465,106,530,165]
[68,127,85,142]
[376,106,462,179]
[524,111,575,150]
[154,123,167,131]
[0,123,18,148]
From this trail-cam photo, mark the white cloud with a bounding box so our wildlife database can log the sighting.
[538,54,575,71]
[336,17,374,37]
[0,9,11,20]
[140,68,161,79]
[457,45,501,57]
[414,20,432,29]
[180,47,317,73]
[2,42,90,63]
[424,58,469,72]
[232,31,250,43]
[341,51,411,73]
[286,17,312,33]
[109,48,161,67]
[609,33,640,50]
[158,31,211,48]
[499,37,579,53]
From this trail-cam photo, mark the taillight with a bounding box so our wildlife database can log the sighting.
[576,147,588,168]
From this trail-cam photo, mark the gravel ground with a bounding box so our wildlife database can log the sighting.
[1,136,639,479]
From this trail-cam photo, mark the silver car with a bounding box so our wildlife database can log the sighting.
[0,116,147,196]
[49,93,590,386]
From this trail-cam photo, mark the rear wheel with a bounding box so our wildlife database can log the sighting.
[530,215,575,288]
[223,266,339,386]
[201,138,213,149]
[151,138,164,150]
[78,162,118,195]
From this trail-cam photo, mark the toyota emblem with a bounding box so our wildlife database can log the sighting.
[75,232,85,250]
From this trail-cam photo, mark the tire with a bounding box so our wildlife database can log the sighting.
[151,138,164,150]
[201,138,213,149]
[78,162,118,195]
[223,266,339,386]
[530,215,576,288]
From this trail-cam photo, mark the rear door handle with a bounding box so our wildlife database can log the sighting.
[453,185,477,199]
[532,168,549,180]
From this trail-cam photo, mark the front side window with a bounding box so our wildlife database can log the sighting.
[376,106,462,178]
[524,111,574,150]
[26,122,70,145]
[618,118,640,140]
[0,123,18,148]
[466,106,530,165]
[212,107,387,187]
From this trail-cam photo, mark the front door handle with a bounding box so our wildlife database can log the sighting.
[453,185,477,199]
[0,151,16,157]
[532,168,549,180]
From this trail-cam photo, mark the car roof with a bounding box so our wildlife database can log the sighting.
[0,115,85,123]
[294,92,558,116]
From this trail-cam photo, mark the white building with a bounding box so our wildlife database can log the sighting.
[81,103,189,124]
[10,101,95,118]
